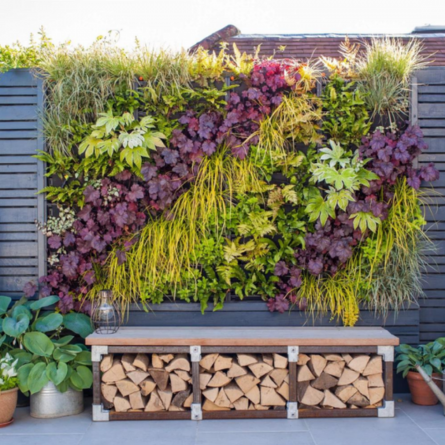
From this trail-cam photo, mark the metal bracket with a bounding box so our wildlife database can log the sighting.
[378,400,395,418]
[287,402,298,419]
[92,404,109,421]
[377,346,394,362]
[191,403,202,420]
[92,345,109,362]
[190,346,201,362]
[287,346,299,363]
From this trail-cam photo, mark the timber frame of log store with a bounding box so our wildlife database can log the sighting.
[86,327,398,420]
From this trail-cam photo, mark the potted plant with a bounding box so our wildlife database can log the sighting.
[0,353,19,427]
[396,338,445,405]
[0,295,94,418]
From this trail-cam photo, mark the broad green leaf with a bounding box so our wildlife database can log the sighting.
[53,344,82,363]
[76,365,93,389]
[35,313,63,333]
[28,362,49,394]
[75,351,92,366]
[305,195,336,226]
[3,314,30,337]
[10,350,33,368]
[63,313,93,338]
[12,305,32,320]
[46,361,68,386]
[0,295,11,315]
[30,295,60,311]
[23,332,54,357]
[69,370,84,390]
[52,335,74,347]
[17,363,34,393]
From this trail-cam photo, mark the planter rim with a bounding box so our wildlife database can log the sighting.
[407,370,441,379]
[0,387,18,396]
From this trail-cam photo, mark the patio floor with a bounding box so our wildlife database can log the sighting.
[1,394,444,445]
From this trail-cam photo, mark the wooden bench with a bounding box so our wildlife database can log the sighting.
[86,326,399,421]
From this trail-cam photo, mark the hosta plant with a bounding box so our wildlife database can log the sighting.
[0,295,93,394]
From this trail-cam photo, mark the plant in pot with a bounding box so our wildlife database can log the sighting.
[0,353,19,427]
[396,338,445,406]
[0,294,94,418]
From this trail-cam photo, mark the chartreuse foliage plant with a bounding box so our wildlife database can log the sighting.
[0,295,93,394]
[0,33,440,326]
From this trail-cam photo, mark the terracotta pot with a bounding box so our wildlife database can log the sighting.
[407,371,441,405]
[0,387,18,426]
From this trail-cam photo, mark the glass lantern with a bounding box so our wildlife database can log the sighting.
[92,289,120,334]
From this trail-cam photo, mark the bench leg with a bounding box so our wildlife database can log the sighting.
[92,346,109,421]
[377,346,395,418]
[93,404,110,421]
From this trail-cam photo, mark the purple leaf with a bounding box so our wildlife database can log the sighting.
[23,281,37,298]
[48,235,62,250]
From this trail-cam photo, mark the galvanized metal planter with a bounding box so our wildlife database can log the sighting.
[30,382,84,418]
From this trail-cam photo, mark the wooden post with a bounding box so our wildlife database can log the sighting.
[190,346,202,420]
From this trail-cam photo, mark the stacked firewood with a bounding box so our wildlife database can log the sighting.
[297,353,385,409]
[199,353,289,411]
[100,353,193,412]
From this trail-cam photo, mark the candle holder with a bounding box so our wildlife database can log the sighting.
[91,289,120,334]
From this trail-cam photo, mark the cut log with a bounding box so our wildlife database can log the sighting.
[245,385,260,405]
[235,374,261,394]
[100,354,114,372]
[183,393,193,408]
[249,362,274,379]
[203,399,230,411]
[270,369,288,387]
[347,392,370,407]
[262,354,274,367]
[349,404,359,409]
[114,396,131,412]
[140,378,156,397]
[348,355,371,374]
[255,404,269,410]
[174,370,192,383]
[353,376,370,398]
[363,356,383,376]
[101,384,117,404]
[200,354,219,371]
[121,354,136,372]
[322,390,346,409]
[224,382,244,403]
[149,368,169,391]
[367,373,384,388]
[308,355,327,377]
[214,388,232,408]
[297,382,324,406]
[127,370,149,386]
[233,397,249,410]
[311,372,338,390]
[165,358,191,373]
[169,405,185,412]
[133,353,149,371]
[338,368,360,386]
[273,353,288,369]
[341,353,353,364]
[129,391,145,410]
[214,355,233,372]
[276,382,289,401]
[369,387,385,405]
[297,365,315,382]
[158,388,173,410]
[203,387,219,402]
[297,353,310,366]
[323,354,343,362]
[324,361,346,378]
[102,362,126,383]
[207,371,232,388]
[335,385,358,403]
[261,387,286,406]
[145,390,165,412]
[151,354,164,369]
[227,363,247,378]
[261,375,277,388]
[237,354,258,367]
[200,373,212,390]
[170,374,188,393]
[172,390,190,408]
[116,379,140,397]
[159,354,174,364]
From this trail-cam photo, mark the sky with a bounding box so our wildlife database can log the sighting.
[0,0,444,50]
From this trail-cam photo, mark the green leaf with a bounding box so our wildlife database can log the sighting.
[63,313,93,338]
[52,335,74,347]
[46,361,68,386]
[35,313,63,333]
[10,350,33,368]
[305,195,336,226]
[23,332,54,357]
[17,363,34,394]
[11,304,31,320]
[69,370,84,390]
[30,296,60,311]
[3,314,30,337]
[53,344,82,363]
[28,362,49,395]
[76,365,93,389]
[75,351,92,366]
[0,295,11,315]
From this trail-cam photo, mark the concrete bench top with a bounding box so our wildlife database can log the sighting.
[86,326,399,346]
